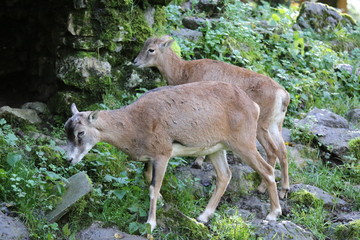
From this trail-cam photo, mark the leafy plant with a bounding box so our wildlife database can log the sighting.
[210,210,253,239]
[291,125,318,146]
[168,0,360,119]
[348,137,360,161]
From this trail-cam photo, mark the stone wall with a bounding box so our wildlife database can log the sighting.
[0,0,168,114]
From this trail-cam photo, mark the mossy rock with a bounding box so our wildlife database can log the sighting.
[289,189,324,207]
[157,204,210,239]
[334,219,360,240]
[63,37,105,51]
[153,6,167,32]
[296,2,357,33]
[92,7,152,49]
[0,106,41,132]
[348,137,360,161]
[67,11,94,36]
[56,56,113,93]
[57,1,170,101]
[226,164,261,198]
[48,91,95,116]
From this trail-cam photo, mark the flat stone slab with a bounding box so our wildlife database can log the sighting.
[253,220,315,240]
[76,222,147,240]
[46,172,92,223]
[290,184,347,209]
[0,106,41,124]
[0,212,29,240]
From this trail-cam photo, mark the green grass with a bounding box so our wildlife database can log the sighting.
[286,149,360,239]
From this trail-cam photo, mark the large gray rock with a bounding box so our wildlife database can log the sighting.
[156,204,210,239]
[46,172,93,223]
[76,221,147,240]
[290,184,347,209]
[236,195,271,219]
[144,7,155,27]
[296,2,356,32]
[21,102,49,115]
[74,0,88,9]
[67,11,94,36]
[0,212,29,240]
[286,145,314,168]
[61,37,105,51]
[0,106,41,124]
[171,29,203,42]
[252,220,315,240]
[335,64,360,76]
[335,211,360,223]
[327,212,360,240]
[282,127,292,143]
[196,0,223,15]
[182,16,206,30]
[295,108,360,162]
[346,109,360,127]
[56,56,112,92]
[176,160,280,199]
[296,108,349,129]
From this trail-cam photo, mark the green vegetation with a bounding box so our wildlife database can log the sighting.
[335,219,360,240]
[286,151,360,240]
[349,137,360,160]
[1,0,360,239]
[167,0,359,120]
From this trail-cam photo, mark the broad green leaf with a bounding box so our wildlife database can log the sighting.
[6,153,22,167]
[271,14,280,22]
[113,189,127,200]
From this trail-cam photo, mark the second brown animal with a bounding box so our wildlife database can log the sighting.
[134,36,290,199]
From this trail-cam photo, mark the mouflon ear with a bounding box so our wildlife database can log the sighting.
[88,111,99,124]
[159,38,175,52]
[71,103,79,115]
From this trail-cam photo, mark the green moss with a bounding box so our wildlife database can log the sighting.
[63,74,113,93]
[341,13,357,27]
[157,204,210,240]
[48,91,95,116]
[153,6,167,34]
[0,113,39,133]
[68,38,104,51]
[244,171,261,185]
[349,137,360,161]
[58,54,113,94]
[123,8,153,43]
[94,7,152,50]
[290,189,324,207]
[100,0,134,8]
[335,219,360,240]
[74,51,98,58]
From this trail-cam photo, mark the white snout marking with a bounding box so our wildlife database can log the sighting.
[67,143,95,165]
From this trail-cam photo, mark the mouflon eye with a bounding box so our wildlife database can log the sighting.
[77,131,85,138]
[148,49,155,53]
